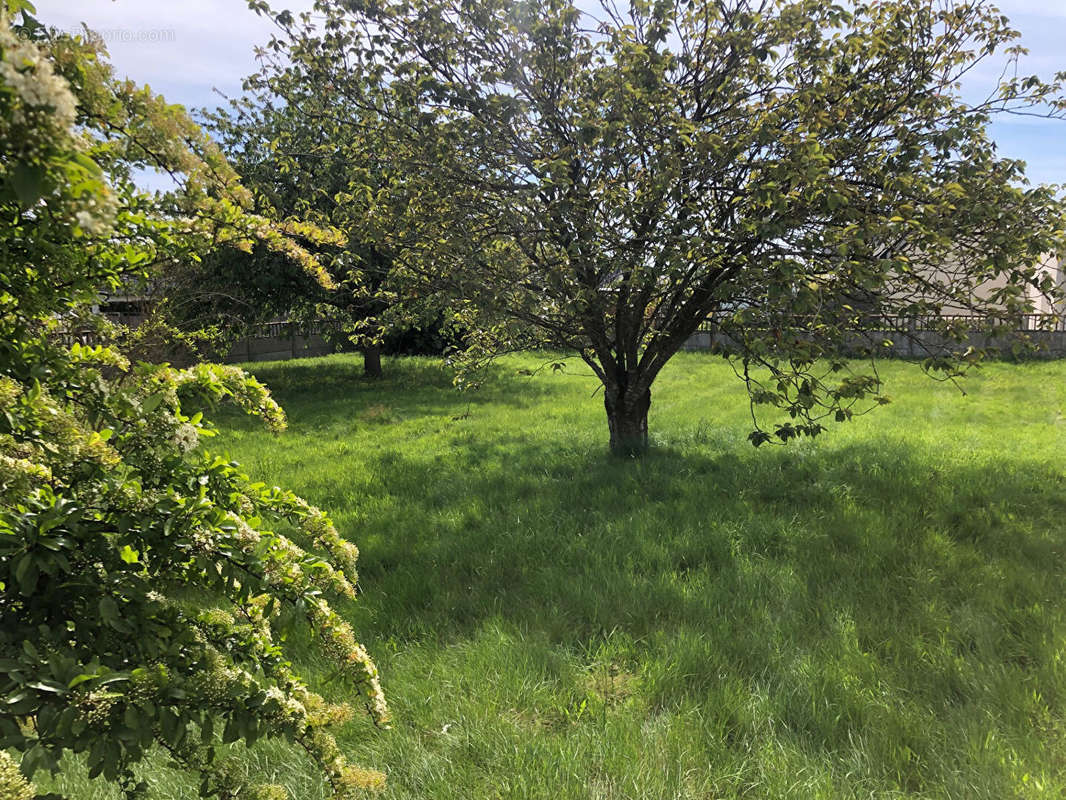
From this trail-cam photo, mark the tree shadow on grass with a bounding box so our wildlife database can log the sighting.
[324,433,1066,790]
[350,436,1066,643]
[218,354,562,433]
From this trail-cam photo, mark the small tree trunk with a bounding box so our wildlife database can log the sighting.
[363,344,383,379]
[605,386,651,457]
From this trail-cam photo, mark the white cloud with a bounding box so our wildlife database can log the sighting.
[33,0,315,109]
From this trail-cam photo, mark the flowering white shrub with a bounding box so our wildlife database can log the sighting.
[0,7,386,798]
[0,751,35,800]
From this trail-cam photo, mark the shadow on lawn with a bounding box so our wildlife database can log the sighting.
[332,437,1065,790]
[346,434,1066,744]
[356,437,1066,636]
[223,355,563,431]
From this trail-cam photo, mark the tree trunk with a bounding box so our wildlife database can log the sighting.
[605,385,651,457]
[362,344,383,378]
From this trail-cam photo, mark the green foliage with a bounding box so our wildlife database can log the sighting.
[0,9,385,799]
[254,0,1066,453]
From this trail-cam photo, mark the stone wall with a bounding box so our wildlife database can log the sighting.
[222,331,343,364]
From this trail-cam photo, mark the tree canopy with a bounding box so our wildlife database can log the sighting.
[253,0,1066,454]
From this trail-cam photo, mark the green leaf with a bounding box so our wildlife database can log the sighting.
[159,708,184,746]
[21,743,55,778]
[10,161,47,208]
[5,0,37,16]
[5,690,39,715]
[25,680,65,695]
[15,554,39,596]
[98,596,120,628]
[67,673,95,690]
[141,393,165,413]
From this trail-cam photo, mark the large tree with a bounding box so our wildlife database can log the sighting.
[254,0,1066,455]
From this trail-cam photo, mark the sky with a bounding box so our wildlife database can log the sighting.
[33,0,1066,187]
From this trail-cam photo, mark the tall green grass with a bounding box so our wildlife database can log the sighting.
[40,353,1066,799]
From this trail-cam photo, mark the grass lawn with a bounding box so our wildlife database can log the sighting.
[41,352,1066,799]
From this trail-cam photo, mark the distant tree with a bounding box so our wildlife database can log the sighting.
[253,0,1066,454]
[143,239,340,365]
[198,71,449,378]
[0,7,387,798]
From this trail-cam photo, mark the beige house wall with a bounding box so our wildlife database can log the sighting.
[1028,253,1063,315]
[931,252,1063,317]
